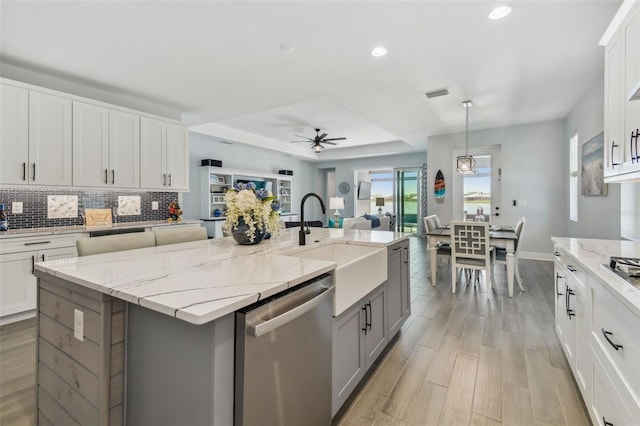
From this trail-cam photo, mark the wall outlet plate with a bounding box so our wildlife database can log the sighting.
[152,201,159,210]
[74,309,84,342]
[12,202,23,214]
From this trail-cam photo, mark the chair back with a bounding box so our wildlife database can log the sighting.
[514,216,526,252]
[450,221,492,265]
[155,226,208,246]
[423,215,438,232]
[76,232,156,257]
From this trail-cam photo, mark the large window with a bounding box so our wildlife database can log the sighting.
[462,155,492,220]
[369,171,393,213]
[569,132,579,222]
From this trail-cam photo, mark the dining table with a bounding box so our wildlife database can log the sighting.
[426,226,520,297]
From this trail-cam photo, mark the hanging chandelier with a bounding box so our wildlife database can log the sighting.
[456,100,477,175]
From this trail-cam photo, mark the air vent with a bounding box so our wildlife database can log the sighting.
[425,88,449,98]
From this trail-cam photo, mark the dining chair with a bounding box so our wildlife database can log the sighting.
[155,226,208,246]
[76,232,156,256]
[423,215,451,265]
[450,221,495,293]
[494,216,526,291]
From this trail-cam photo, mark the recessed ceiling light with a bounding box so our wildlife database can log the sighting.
[488,5,512,20]
[370,46,387,57]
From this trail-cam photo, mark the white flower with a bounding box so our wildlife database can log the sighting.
[223,187,280,242]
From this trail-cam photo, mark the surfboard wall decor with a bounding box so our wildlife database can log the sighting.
[434,170,445,203]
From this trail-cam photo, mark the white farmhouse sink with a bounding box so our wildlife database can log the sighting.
[288,243,387,316]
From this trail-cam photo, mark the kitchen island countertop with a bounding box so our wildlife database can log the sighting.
[35,227,411,325]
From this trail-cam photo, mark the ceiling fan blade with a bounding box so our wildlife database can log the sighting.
[294,135,314,141]
[318,133,328,140]
[322,137,346,142]
[323,141,338,145]
[290,140,311,143]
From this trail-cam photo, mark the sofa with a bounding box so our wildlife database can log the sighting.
[342,215,391,231]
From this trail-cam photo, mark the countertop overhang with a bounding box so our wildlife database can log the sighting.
[35,228,411,325]
[551,237,640,314]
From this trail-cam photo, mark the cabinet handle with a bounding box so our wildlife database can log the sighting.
[31,255,35,275]
[41,254,45,262]
[553,251,560,257]
[634,129,639,162]
[105,169,109,184]
[555,273,563,296]
[111,169,115,184]
[566,265,577,272]
[362,305,368,335]
[168,174,172,186]
[22,162,26,181]
[565,287,575,319]
[603,417,614,426]
[163,174,167,186]
[611,142,621,167]
[602,329,623,351]
[366,302,372,331]
[24,241,51,246]
[32,163,36,181]
[631,131,636,164]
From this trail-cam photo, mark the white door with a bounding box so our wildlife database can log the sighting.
[0,84,29,184]
[29,91,72,185]
[110,110,140,188]
[73,101,110,187]
[140,117,167,189]
[452,145,502,224]
[0,251,37,317]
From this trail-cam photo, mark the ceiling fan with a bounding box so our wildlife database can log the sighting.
[291,128,346,153]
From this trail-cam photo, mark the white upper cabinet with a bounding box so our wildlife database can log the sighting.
[73,102,140,188]
[0,85,72,186]
[141,117,189,191]
[0,84,29,184]
[28,91,73,186]
[604,1,640,182]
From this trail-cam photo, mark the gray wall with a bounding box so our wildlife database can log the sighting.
[183,132,316,220]
[426,120,568,256]
[565,74,622,239]
[314,153,425,218]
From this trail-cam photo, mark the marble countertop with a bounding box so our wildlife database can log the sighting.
[35,228,411,325]
[551,237,640,314]
[0,220,203,239]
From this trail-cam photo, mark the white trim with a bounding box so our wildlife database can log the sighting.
[0,309,36,326]
[599,0,636,46]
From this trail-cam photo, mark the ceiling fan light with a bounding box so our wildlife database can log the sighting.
[456,155,477,175]
[488,5,512,20]
[313,144,324,153]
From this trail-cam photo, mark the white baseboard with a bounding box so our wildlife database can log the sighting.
[520,251,553,262]
[0,310,36,326]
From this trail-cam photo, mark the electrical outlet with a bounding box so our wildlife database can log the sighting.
[12,202,23,214]
[152,201,159,210]
[74,309,84,342]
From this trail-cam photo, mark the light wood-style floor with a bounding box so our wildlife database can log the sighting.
[0,237,590,426]
[335,237,590,426]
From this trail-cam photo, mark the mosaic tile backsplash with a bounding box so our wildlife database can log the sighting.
[0,188,179,229]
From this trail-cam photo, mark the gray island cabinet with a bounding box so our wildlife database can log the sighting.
[34,228,411,425]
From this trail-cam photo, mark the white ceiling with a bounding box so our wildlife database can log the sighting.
[0,0,621,161]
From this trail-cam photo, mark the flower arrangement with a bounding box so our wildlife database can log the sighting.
[223,182,281,242]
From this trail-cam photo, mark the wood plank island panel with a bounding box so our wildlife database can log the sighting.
[36,275,125,426]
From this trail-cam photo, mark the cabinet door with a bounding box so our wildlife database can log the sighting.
[29,91,72,185]
[0,84,29,184]
[140,117,167,189]
[166,123,189,190]
[73,101,110,187]
[604,34,623,176]
[110,110,140,188]
[387,244,404,337]
[623,5,640,172]
[332,304,365,417]
[365,285,387,371]
[553,260,566,343]
[565,267,587,392]
[0,251,37,317]
[401,241,411,319]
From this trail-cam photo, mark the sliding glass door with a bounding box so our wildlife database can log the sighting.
[394,168,421,232]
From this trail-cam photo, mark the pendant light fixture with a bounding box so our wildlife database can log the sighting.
[457,100,477,175]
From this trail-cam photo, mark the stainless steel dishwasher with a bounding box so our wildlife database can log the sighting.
[235,274,334,426]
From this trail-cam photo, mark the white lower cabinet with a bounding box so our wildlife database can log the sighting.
[0,235,78,322]
[553,243,640,425]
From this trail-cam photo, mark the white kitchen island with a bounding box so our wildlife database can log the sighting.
[34,227,412,426]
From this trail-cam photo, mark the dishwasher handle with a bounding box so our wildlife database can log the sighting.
[248,285,334,337]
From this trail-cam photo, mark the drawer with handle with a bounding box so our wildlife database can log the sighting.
[590,282,640,404]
